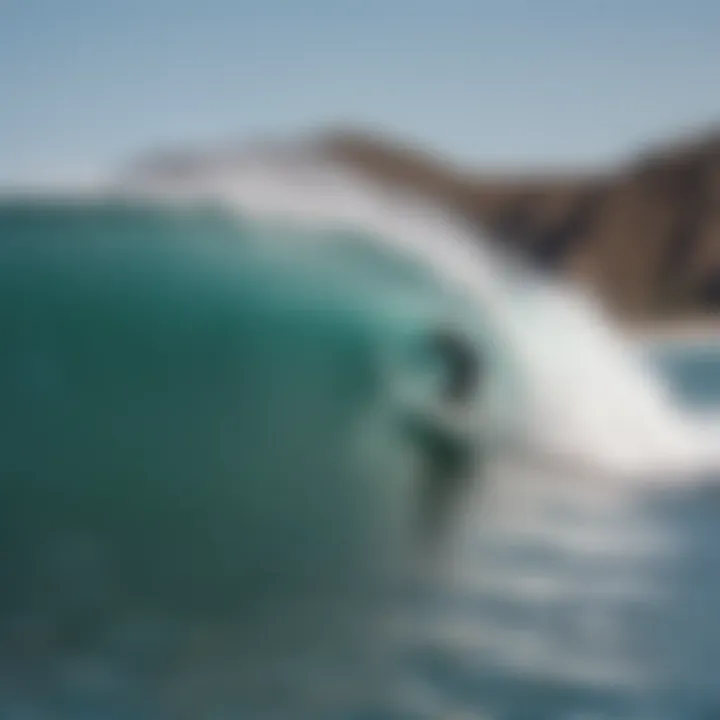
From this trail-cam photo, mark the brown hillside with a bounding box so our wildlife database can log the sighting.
[319,127,720,322]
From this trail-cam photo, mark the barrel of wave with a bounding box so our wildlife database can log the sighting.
[0,198,498,660]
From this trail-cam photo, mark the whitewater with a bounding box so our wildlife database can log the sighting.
[119,141,720,482]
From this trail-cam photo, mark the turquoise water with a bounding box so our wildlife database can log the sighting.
[1,199,720,719]
[0,200,444,609]
[0,199,494,718]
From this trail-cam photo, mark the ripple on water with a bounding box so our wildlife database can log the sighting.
[399,456,720,719]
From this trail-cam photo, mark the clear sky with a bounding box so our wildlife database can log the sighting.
[2,0,720,184]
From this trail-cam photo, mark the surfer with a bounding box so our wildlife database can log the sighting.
[407,328,485,549]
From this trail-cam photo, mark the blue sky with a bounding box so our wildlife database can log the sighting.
[2,0,720,183]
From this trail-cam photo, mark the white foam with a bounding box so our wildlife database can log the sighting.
[118,140,720,481]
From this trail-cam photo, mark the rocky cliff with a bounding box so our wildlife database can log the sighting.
[320,127,720,323]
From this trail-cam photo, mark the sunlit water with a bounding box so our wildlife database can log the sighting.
[2,148,720,718]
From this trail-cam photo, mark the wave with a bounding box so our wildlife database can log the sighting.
[114,138,720,482]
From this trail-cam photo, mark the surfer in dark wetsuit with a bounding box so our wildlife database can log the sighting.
[432,328,481,405]
[406,328,486,550]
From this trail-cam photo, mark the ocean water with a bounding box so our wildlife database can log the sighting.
[0,198,492,719]
[1,156,720,719]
